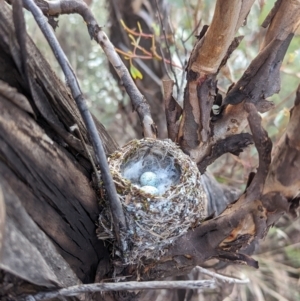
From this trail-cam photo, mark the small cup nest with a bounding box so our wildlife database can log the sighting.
[97,138,208,264]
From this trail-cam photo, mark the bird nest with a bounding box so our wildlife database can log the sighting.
[97,138,208,264]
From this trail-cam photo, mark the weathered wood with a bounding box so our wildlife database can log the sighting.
[0,3,115,284]
[182,0,299,166]
[25,279,216,301]
[0,92,108,282]
[0,198,59,289]
[190,0,251,74]
[23,0,127,258]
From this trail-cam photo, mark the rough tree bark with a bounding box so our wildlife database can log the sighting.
[0,0,299,301]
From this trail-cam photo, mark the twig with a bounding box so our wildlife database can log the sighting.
[182,17,202,44]
[195,266,250,284]
[22,280,216,300]
[118,42,162,87]
[23,0,128,255]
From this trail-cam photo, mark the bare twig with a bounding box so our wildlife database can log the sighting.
[195,266,250,284]
[22,280,216,300]
[94,29,157,138]
[182,17,202,44]
[23,0,128,255]
[118,43,161,87]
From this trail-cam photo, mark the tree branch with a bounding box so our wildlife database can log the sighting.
[95,29,157,138]
[195,266,249,284]
[261,0,282,29]
[22,0,128,255]
[190,0,253,74]
[197,133,253,174]
[22,280,217,300]
[223,34,294,106]
[22,266,251,300]
[261,0,300,48]
[224,0,300,107]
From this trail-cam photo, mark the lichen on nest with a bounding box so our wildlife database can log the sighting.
[97,138,208,264]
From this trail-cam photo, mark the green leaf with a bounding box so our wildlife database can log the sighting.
[130,64,143,80]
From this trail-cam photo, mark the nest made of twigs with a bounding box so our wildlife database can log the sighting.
[97,138,208,264]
